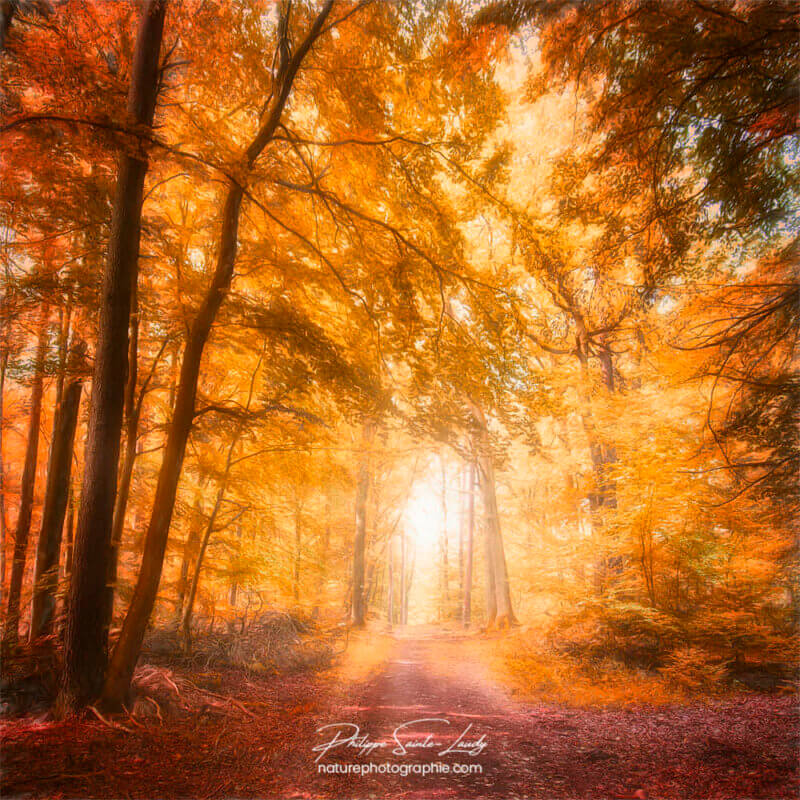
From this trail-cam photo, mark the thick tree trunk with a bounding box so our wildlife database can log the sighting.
[103,266,141,634]
[351,420,375,628]
[462,462,474,628]
[102,1,334,708]
[4,318,48,645]
[103,184,244,703]
[60,0,166,710]
[30,343,85,640]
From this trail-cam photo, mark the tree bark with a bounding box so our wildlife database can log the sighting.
[30,342,85,640]
[102,0,334,708]
[351,419,375,627]
[4,317,48,645]
[60,0,167,710]
[103,263,141,634]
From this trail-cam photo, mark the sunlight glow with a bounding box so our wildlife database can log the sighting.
[399,461,465,623]
[403,479,443,557]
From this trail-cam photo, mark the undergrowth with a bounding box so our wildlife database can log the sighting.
[479,625,797,708]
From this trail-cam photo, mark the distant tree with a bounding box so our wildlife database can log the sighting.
[4,311,48,645]
[30,338,86,640]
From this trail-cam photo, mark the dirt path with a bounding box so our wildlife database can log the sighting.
[2,629,798,799]
[289,629,798,799]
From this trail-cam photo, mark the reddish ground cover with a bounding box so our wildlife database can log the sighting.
[2,632,798,799]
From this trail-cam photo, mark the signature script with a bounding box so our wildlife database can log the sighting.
[312,718,488,762]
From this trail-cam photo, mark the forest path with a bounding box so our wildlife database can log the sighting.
[281,627,797,799]
[1,627,798,799]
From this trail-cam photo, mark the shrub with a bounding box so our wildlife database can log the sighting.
[659,645,727,691]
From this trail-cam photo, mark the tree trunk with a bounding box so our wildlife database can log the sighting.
[318,494,331,603]
[458,465,464,596]
[439,454,449,619]
[462,461,474,628]
[404,539,414,625]
[30,342,85,640]
[399,524,406,625]
[484,513,497,626]
[179,482,226,654]
[4,317,48,645]
[174,497,202,622]
[102,1,334,708]
[103,261,141,634]
[0,0,16,50]
[467,399,516,628]
[293,504,301,602]
[61,491,75,578]
[575,328,619,593]
[478,453,515,627]
[387,533,394,625]
[52,303,72,416]
[228,525,241,611]
[0,348,9,609]
[60,0,166,710]
[60,487,75,636]
[174,351,258,652]
[351,420,375,628]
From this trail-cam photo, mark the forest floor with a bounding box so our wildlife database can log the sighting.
[1,626,798,799]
